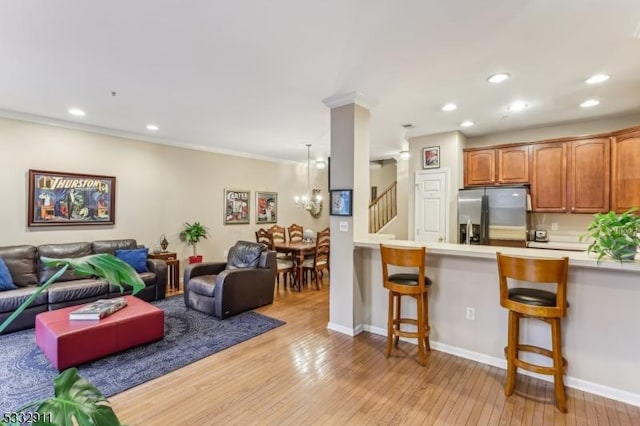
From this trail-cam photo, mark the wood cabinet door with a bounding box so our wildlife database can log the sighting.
[569,138,610,213]
[497,145,529,184]
[531,143,567,212]
[611,130,640,212]
[464,149,496,186]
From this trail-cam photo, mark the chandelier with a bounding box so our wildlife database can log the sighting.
[294,144,323,218]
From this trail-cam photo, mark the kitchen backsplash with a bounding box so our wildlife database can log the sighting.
[530,213,595,243]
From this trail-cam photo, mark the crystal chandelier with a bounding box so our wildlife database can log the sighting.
[294,144,323,218]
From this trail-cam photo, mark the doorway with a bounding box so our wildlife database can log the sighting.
[414,169,450,243]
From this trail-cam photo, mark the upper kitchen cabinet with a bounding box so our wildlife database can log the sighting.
[610,129,640,212]
[531,143,567,212]
[464,149,496,186]
[569,138,610,213]
[497,145,529,184]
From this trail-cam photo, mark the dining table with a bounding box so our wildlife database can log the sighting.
[273,240,316,291]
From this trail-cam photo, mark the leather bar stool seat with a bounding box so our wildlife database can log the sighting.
[388,273,432,286]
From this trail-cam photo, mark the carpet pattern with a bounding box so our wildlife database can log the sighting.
[0,296,284,412]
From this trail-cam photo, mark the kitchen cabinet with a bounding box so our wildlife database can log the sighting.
[610,129,640,212]
[569,138,610,213]
[531,143,567,212]
[497,145,529,184]
[464,149,496,186]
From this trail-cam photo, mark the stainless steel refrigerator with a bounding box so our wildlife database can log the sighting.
[457,186,530,246]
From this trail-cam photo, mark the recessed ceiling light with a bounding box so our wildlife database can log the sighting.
[68,108,86,117]
[460,120,474,128]
[507,101,528,112]
[442,103,457,112]
[146,124,159,131]
[585,74,610,84]
[487,73,510,83]
[580,99,600,108]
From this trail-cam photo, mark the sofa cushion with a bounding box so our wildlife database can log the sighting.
[107,271,156,293]
[38,242,93,284]
[92,239,137,255]
[226,241,267,270]
[115,248,149,273]
[0,286,48,313]
[0,257,17,291]
[46,279,109,305]
[188,275,217,297]
[0,245,38,287]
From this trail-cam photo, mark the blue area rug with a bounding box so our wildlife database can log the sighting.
[0,296,284,412]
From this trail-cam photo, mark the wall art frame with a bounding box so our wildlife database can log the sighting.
[224,189,250,225]
[256,191,278,224]
[28,169,116,227]
[330,189,353,216]
[422,146,440,169]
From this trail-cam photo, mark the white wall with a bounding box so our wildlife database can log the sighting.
[0,117,328,272]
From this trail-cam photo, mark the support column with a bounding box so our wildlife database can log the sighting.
[323,92,373,336]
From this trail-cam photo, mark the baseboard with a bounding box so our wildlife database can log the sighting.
[362,324,640,407]
[326,322,364,336]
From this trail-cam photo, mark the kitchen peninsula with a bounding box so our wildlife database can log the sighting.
[352,238,640,406]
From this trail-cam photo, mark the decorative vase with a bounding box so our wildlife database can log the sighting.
[160,234,169,252]
[303,229,314,242]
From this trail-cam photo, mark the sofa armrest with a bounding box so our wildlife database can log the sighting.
[184,262,227,283]
[213,268,275,319]
[146,259,167,299]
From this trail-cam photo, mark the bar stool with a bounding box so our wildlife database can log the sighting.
[380,244,432,366]
[496,252,569,412]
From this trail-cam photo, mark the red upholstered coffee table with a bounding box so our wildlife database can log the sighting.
[35,295,164,370]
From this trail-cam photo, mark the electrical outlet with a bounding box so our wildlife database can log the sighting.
[339,221,349,232]
[466,307,475,321]
[551,223,559,231]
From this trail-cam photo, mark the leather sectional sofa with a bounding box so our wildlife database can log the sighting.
[0,239,167,334]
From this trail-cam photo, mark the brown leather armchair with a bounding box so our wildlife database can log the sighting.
[183,241,276,319]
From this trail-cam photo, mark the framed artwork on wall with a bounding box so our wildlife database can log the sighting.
[27,169,116,227]
[256,191,277,224]
[330,189,353,216]
[224,189,250,224]
[422,146,440,169]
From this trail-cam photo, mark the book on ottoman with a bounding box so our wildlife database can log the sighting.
[69,297,128,320]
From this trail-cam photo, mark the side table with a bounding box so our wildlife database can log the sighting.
[149,252,180,291]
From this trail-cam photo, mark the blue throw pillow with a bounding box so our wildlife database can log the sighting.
[115,248,149,273]
[0,256,18,291]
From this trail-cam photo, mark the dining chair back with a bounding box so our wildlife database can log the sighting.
[268,225,286,243]
[288,224,304,243]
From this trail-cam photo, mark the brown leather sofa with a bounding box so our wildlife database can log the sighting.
[183,240,276,319]
[0,239,167,334]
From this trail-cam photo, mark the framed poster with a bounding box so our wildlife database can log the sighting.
[256,191,277,224]
[330,189,352,216]
[422,146,440,169]
[224,189,250,224]
[28,169,116,227]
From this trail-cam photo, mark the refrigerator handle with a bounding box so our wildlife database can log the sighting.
[481,194,489,245]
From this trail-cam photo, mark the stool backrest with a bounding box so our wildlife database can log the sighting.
[380,244,426,292]
[496,252,569,317]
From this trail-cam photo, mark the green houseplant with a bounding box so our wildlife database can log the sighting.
[180,221,209,263]
[581,208,640,263]
[0,254,145,426]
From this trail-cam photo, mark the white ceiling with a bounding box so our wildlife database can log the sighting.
[1,1,639,163]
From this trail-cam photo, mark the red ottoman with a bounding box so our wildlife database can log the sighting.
[35,295,164,370]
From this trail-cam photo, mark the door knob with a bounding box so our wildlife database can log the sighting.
[438,237,444,242]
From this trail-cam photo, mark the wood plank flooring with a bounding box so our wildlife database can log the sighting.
[110,280,640,425]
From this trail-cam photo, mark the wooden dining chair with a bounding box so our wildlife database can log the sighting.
[256,228,294,289]
[288,224,304,243]
[302,231,330,290]
[268,225,286,243]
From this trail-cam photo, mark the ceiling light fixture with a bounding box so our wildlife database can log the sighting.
[441,103,457,112]
[315,160,326,169]
[294,144,323,218]
[487,73,510,83]
[399,150,411,160]
[507,101,528,112]
[460,120,474,128]
[146,124,159,131]
[585,74,610,84]
[68,108,86,117]
[580,99,600,108]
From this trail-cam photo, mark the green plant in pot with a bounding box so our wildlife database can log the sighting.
[0,254,145,426]
[581,208,640,263]
[180,221,209,264]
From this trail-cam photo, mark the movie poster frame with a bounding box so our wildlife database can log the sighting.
[28,169,116,227]
[255,191,278,224]
[224,189,251,225]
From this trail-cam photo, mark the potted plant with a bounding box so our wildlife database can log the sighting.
[180,221,209,263]
[0,254,145,426]
[581,208,640,263]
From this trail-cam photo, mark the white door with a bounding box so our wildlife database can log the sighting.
[414,170,449,243]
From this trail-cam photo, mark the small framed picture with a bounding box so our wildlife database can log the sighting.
[422,146,440,169]
[330,189,352,216]
[256,191,277,224]
[224,189,250,225]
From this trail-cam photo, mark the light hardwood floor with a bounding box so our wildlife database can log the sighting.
[110,280,640,425]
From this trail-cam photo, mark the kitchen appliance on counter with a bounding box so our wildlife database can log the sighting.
[458,186,530,246]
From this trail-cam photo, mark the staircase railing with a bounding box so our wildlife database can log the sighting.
[369,181,397,233]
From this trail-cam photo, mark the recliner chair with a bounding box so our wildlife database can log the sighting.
[183,241,277,319]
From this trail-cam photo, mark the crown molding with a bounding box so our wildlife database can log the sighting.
[322,91,377,110]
